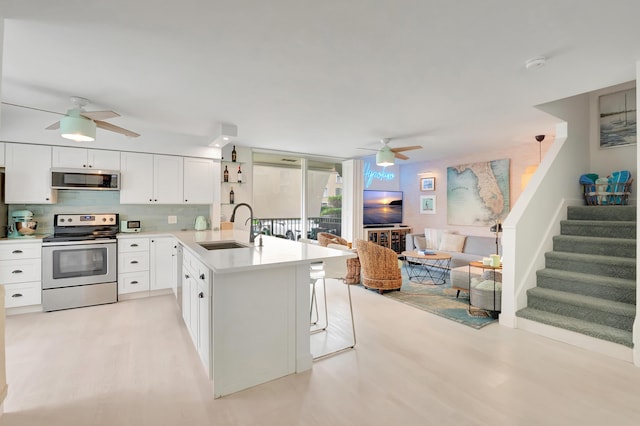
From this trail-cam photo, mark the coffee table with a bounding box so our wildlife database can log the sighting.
[401,250,452,285]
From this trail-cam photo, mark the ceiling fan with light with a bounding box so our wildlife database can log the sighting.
[2,96,140,141]
[360,138,422,166]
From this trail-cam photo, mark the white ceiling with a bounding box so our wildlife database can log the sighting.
[1,1,639,163]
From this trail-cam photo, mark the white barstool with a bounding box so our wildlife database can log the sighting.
[299,238,356,359]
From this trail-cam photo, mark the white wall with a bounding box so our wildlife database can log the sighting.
[399,139,552,237]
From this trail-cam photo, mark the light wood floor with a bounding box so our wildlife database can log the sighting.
[3,280,640,426]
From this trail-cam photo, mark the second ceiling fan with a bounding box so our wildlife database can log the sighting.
[375,138,422,166]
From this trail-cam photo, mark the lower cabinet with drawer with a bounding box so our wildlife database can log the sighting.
[117,235,177,297]
[0,240,43,310]
[118,237,151,295]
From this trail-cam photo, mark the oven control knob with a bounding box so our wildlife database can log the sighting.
[60,218,65,223]
[109,218,114,222]
[102,218,106,222]
[68,218,73,222]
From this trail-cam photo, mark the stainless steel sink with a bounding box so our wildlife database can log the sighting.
[198,241,249,250]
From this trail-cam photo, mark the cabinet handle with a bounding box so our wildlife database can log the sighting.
[185,274,190,279]
[12,250,23,254]
[88,165,93,168]
[199,273,205,280]
[46,198,50,201]
[130,260,139,264]
[12,293,23,298]
[131,244,139,247]
[199,292,204,298]
[12,270,23,274]
[83,164,87,168]
[185,199,188,202]
[131,281,139,285]
[149,198,153,202]
[154,199,157,202]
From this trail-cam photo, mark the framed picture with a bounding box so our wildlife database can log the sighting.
[599,88,637,148]
[420,195,436,214]
[420,177,435,191]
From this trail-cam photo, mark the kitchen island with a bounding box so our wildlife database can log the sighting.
[170,230,355,397]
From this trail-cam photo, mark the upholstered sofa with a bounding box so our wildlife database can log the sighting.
[405,229,499,268]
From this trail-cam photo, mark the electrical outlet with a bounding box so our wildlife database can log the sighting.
[168,215,177,224]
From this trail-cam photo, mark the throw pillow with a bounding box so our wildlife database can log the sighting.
[439,233,466,252]
[423,228,439,249]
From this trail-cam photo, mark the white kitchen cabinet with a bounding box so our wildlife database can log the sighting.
[52,147,120,170]
[120,152,154,203]
[117,236,151,295]
[4,143,57,204]
[118,235,178,297]
[154,155,184,203]
[183,157,215,204]
[197,278,211,374]
[0,142,5,166]
[182,247,211,375]
[120,152,183,204]
[0,241,42,310]
[150,236,176,291]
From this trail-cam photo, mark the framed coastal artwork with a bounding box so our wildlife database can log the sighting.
[446,159,510,226]
[599,88,637,148]
[420,177,435,191]
[420,195,436,214]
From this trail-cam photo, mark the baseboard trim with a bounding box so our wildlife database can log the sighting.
[6,305,42,316]
[517,317,633,363]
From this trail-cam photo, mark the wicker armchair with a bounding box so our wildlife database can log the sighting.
[356,239,402,294]
[317,232,361,284]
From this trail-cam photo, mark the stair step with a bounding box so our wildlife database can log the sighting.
[537,268,636,304]
[560,220,636,239]
[553,235,636,258]
[544,251,635,280]
[526,287,635,331]
[567,205,636,222]
[516,307,633,348]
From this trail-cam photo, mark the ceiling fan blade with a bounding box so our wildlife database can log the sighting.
[394,152,410,160]
[81,110,120,121]
[391,145,422,153]
[95,120,140,138]
[46,121,60,130]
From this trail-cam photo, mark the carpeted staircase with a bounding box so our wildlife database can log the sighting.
[516,205,636,348]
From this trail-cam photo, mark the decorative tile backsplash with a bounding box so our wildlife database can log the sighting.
[9,190,210,235]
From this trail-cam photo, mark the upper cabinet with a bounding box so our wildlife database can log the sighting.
[183,157,215,204]
[52,147,120,170]
[154,155,184,204]
[120,152,184,204]
[5,143,57,204]
[0,142,5,167]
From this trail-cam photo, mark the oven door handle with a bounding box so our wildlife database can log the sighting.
[43,239,116,247]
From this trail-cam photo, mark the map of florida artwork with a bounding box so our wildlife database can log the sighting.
[447,159,510,226]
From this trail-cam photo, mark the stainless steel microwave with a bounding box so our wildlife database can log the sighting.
[51,168,120,190]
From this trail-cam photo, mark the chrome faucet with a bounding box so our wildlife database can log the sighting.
[229,203,255,243]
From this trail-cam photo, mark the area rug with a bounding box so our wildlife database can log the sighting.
[379,272,498,329]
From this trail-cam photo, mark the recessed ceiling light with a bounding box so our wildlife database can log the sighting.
[525,56,547,70]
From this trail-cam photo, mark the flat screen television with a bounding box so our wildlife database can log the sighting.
[363,190,403,226]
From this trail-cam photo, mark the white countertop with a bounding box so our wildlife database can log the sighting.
[119,229,354,273]
[0,235,44,244]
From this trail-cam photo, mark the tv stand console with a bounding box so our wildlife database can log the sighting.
[364,226,412,254]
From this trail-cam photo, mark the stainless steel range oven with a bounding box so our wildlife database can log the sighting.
[42,213,119,312]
